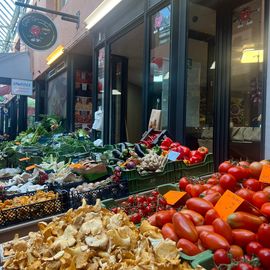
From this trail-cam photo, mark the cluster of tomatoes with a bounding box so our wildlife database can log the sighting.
[146,159,270,269]
[111,190,171,224]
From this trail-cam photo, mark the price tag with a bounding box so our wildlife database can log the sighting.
[214,190,244,220]
[163,190,187,205]
[167,151,180,161]
[19,157,30,161]
[259,164,270,183]
[25,165,36,171]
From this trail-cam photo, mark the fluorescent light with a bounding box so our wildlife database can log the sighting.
[241,49,264,63]
[46,45,64,65]
[112,89,121,95]
[153,75,163,82]
[85,0,122,30]
[210,61,216,69]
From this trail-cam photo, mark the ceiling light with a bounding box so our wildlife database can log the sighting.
[210,61,216,69]
[112,89,121,95]
[85,0,122,30]
[241,49,264,63]
[46,45,64,65]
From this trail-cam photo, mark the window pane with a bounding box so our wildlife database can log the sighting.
[149,5,171,129]
[229,0,264,160]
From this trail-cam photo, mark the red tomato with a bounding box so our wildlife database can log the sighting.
[218,161,233,174]
[238,161,250,167]
[203,192,221,206]
[261,202,270,218]
[185,183,193,195]
[252,191,270,209]
[203,183,213,190]
[196,225,214,234]
[161,223,179,242]
[257,248,270,269]
[213,218,233,244]
[200,231,230,251]
[263,186,270,196]
[258,223,270,248]
[243,178,262,192]
[207,177,219,185]
[229,245,244,260]
[213,249,230,265]
[180,209,204,226]
[246,241,263,256]
[196,239,205,252]
[239,166,252,179]
[233,263,254,270]
[177,238,201,256]
[249,161,263,179]
[232,229,257,247]
[219,173,237,191]
[186,198,213,216]
[210,184,225,195]
[227,211,264,232]
[178,177,190,190]
[155,209,176,228]
[151,190,159,197]
[204,209,220,225]
[228,166,246,180]
[172,212,198,243]
[148,213,157,226]
[198,146,209,156]
[260,160,270,166]
[235,188,255,204]
[147,196,156,204]
[190,184,204,197]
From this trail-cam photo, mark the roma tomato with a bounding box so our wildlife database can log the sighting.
[207,177,219,185]
[257,223,270,248]
[243,178,262,192]
[161,223,179,242]
[203,183,213,190]
[249,161,263,179]
[212,218,233,244]
[257,248,270,269]
[196,225,214,234]
[200,231,230,251]
[235,188,255,204]
[196,239,205,252]
[155,209,176,228]
[260,202,270,218]
[252,191,270,209]
[219,173,237,191]
[228,166,246,180]
[204,209,220,225]
[218,161,233,174]
[203,192,221,206]
[232,229,257,247]
[210,185,225,195]
[246,241,263,256]
[190,184,204,197]
[177,238,201,256]
[172,212,198,243]
[227,211,264,232]
[178,177,190,190]
[186,198,213,216]
[180,209,204,226]
[213,249,230,265]
[229,245,243,260]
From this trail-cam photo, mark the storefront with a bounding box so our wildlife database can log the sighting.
[88,0,268,166]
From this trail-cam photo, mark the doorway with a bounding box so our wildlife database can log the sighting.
[110,23,144,143]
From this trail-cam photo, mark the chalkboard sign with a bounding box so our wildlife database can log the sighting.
[18,12,57,50]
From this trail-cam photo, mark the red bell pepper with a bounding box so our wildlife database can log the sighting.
[170,142,181,148]
[161,137,173,148]
[179,145,191,157]
[198,146,209,157]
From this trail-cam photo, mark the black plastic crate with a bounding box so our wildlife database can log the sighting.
[71,181,129,209]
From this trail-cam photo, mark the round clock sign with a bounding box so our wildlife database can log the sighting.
[18,12,57,50]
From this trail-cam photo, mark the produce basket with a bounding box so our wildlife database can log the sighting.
[175,153,214,178]
[0,190,69,228]
[70,180,129,209]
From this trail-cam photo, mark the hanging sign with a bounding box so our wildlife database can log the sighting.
[11,79,33,96]
[18,12,57,50]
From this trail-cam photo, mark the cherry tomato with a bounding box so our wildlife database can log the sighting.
[218,161,233,174]
[159,197,168,206]
[203,192,221,206]
[207,177,219,185]
[130,213,141,223]
[186,198,213,216]
[200,231,230,251]
[252,191,270,209]
[205,209,220,225]
[232,229,257,248]
[178,177,190,190]
[260,202,270,218]
[243,178,262,192]
[229,245,243,260]
[147,196,156,204]
[127,196,135,204]
[155,209,176,228]
[246,241,263,256]
[180,209,204,226]
[219,173,237,191]
[233,263,253,270]
[213,218,233,244]
[172,212,198,243]
[213,249,230,265]
[210,184,225,195]
[196,225,214,234]
[228,166,246,180]
[257,248,270,269]
[249,162,263,179]
[235,188,255,204]
[177,238,201,256]
[151,190,159,197]
[161,223,179,242]
[258,223,270,248]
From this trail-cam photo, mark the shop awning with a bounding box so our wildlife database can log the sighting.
[0,52,32,83]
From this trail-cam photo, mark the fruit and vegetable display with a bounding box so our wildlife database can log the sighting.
[2,199,197,270]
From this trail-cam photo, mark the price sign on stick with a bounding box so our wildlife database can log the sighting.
[163,190,187,205]
[214,190,244,220]
[259,164,270,183]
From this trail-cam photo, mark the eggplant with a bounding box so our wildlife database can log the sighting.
[112,149,122,159]
[134,144,145,157]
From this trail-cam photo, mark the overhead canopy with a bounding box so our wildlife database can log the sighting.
[0,52,32,83]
